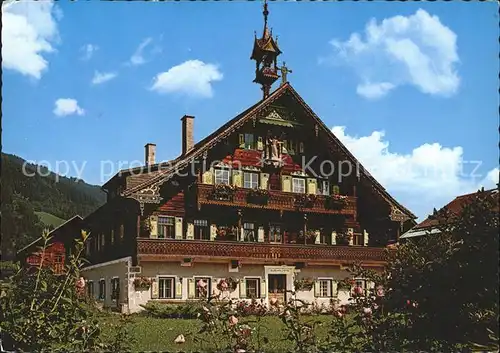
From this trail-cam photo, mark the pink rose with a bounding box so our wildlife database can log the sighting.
[376,285,385,297]
[229,315,238,326]
[334,310,343,318]
[269,297,278,306]
[353,286,364,296]
[197,279,207,288]
[363,307,372,316]
[220,280,229,291]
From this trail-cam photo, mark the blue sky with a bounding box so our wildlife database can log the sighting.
[2,0,498,220]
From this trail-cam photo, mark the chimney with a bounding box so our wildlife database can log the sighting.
[181,115,195,155]
[145,143,156,166]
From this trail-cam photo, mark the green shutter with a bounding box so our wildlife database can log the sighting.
[188,278,195,299]
[175,217,183,239]
[260,279,266,298]
[314,281,320,297]
[260,173,269,190]
[239,280,246,299]
[307,178,317,195]
[257,137,264,151]
[332,281,338,297]
[202,168,214,184]
[232,170,242,188]
[175,279,183,299]
[151,280,159,299]
[239,134,245,147]
[282,175,291,192]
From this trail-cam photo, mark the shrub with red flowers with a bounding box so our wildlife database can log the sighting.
[216,277,239,293]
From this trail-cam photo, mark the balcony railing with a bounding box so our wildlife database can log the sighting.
[196,183,357,216]
[137,239,388,263]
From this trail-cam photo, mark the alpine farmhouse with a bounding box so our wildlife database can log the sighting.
[80,2,416,313]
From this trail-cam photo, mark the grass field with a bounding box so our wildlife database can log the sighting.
[100,314,333,352]
[35,211,65,229]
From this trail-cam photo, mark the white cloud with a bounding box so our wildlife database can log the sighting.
[150,60,223,98]
[1,0,60,79]
[327,9,460,99]
[356,82,395,100]
[91,71,117,85]
[129,37,153,66]
[331,126,498,219]
[53,98,85,117]
[81,44,98,61]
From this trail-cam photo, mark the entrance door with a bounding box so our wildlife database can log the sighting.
[268,274,286,304]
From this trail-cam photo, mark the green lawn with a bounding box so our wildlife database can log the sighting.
[35,211,65,229]
[100,314,333,352]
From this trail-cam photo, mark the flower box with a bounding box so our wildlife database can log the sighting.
[294,278,314,291]
[247,188,270,205]
[134,277,153,291]
[211,184,235,201]
[294,194,317,208]
[325,194,348,210]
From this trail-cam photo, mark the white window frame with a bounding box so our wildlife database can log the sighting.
[87,280,94,298]
[244,277,261,298]
[317,278,338,298]
[243,172,259,189]
[111,276,120,301]
[292,178,306,194]
[244,133,255,149]
[158,216,175,239]
[214,169,230,185]
[158,276,175,299]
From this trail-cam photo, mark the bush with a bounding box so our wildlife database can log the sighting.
[140,301,202,319]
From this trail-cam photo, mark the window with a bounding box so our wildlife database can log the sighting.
[110,229,115,245]
[111,277,120,300]
[318,180,330,196]
[87,281,94,298]
[317,279,338,297]
[319,280,332,297]
[158,216,175,239]
[269,224,282,243]
[353,232,364,246]
[194,219,210,240]
[243,172,259,189]
[98,279,106,300]
[243,222,256,242]
[119,224,124,240]
[292,178,306,193]
[100,233,105,249]
[159,277,175,299]
[195,277,211,298]
[246,278,260,298]
[215,169,230,185]
[244,134,254,149]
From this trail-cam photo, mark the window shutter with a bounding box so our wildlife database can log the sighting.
[175,217,183,239]
[331,231,337,245]
[210,224,217,241]
[282,175,291,192]
[314,230,321,244]
[363,229,369,246]
[348,228,354,245]
[299,142,304,153]
[257,226,265,242]
[175,279,183,299]
[257,136,264,151]
[239,134,245,147]
[151,280,159,299]
[314,281,320,297]
[239,280,246,299]
[332,281,338,297]
[260,173,269,190]
[186,223,194,240]
[232,170,242,188]
[260,279,266,298]
[332,185,340,195]
[188,278,195,299]
[307,178,317,195]
[149,216,158,238]
[202,168,214,185]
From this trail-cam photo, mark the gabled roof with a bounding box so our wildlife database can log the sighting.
[120,83,416,220]
[17,215,83,255]
[401,188,499,239]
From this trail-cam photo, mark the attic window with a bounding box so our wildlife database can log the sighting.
[215,169,230,185]
[239,134,255,150]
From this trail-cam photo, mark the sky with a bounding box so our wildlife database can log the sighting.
[2,0,499,221]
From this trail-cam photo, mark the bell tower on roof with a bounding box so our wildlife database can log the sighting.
[251,0,282,100]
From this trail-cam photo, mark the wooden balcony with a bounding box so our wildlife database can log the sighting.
[137,239,388,264]
[195,183,357,216]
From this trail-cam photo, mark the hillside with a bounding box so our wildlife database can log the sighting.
[1,153,106,259]
[35,211,66,230]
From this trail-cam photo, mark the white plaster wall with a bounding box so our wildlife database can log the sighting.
[80,258,130,312]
